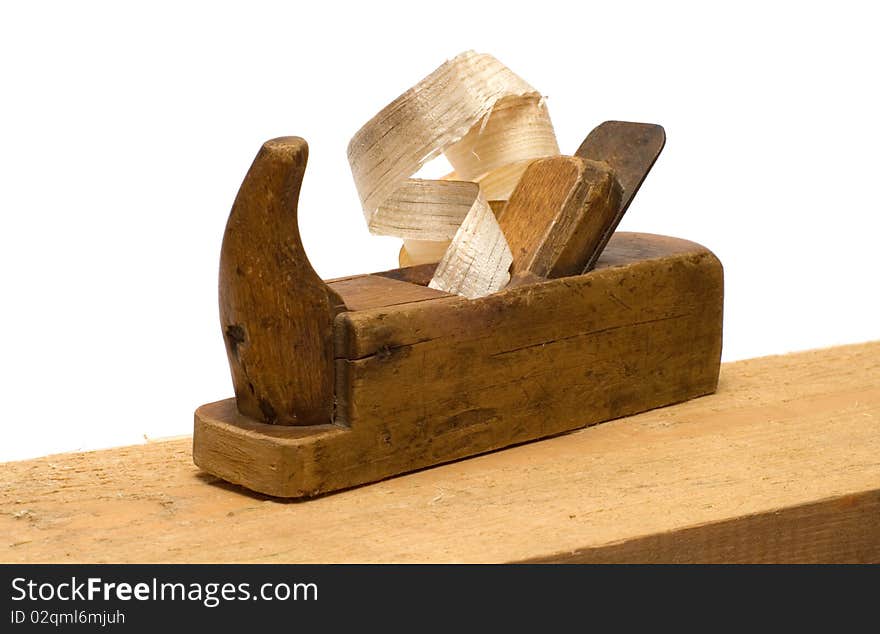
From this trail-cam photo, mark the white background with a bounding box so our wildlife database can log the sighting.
[1,2,877,462]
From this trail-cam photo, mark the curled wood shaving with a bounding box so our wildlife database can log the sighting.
[347,51,558,297]
[444,95,557,182]
[474,159,538,201]
[371,179,477,240]
[400,239,451,267]
[428,190,512,299]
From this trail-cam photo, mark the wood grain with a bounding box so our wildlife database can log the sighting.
[348,51,555,239]
[2,342,878,562]
[500,155,622,277]
[347,51,559,296]
[195,233,723,497]
[327,275,449,312]
[375,262,438,287]
[397,200,509,267]
[427,189,512,298]
[218,137,343,426]
[574,121,666,271]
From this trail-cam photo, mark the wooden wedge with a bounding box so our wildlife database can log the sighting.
[500,155,622,278]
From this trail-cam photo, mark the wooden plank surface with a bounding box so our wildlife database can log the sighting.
[328,274,450,312]
[2,342,879,563]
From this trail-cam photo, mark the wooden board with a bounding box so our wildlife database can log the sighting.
[2,341,878,563]
[327,275,450,311]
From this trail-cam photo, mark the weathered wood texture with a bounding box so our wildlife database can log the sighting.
[326,275,449,311]
[492,230,693,290]
[375,262,438,286]
[195,232,723,497]
[500,155,622,277]
[219,137,343,426]
[2,342,878,563]
[575,121,666,271]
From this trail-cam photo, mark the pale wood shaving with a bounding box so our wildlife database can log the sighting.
[372,179,477,240]
[348,50,558,297]
[428,191,512,298]
[444,95,558,181]
[400,239,452,267]
[474,159,539,201]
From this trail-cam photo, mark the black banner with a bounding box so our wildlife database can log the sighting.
[1,564,874,629]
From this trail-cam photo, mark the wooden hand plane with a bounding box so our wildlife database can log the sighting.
[194,134,723,498]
